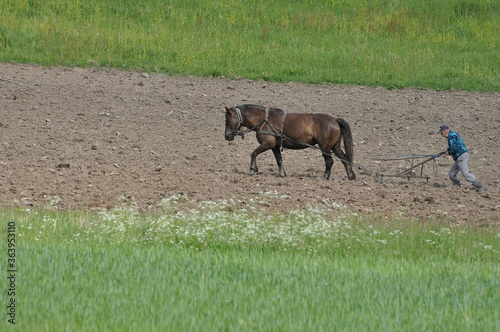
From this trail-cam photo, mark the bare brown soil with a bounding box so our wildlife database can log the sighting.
[1,63,499,224]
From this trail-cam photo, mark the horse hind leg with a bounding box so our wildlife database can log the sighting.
[272,147,287,177]
[321,150,334,180]
[333,147,356,180]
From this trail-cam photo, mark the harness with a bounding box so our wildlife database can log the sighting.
[233,106,288,151]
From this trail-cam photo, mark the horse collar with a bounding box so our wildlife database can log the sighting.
[234,106,243,129]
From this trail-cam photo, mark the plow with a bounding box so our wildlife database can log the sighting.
[366,151,446,183]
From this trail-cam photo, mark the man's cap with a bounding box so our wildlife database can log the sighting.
[437,124,449,134]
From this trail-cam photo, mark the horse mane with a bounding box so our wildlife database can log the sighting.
[238,104,285,115]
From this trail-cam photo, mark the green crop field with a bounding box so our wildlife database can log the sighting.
[1,0,499,91]
[2,195,499,331]
[1,1,499,330]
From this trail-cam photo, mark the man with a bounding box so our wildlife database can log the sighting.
[438,125,486,192]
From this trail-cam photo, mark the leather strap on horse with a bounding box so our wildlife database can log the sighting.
[279,110,287,151]
[234,106,243,126]
[234,106,287,141]
[234,106,248,139]
[259,107,270,133]
[257,108,288,151]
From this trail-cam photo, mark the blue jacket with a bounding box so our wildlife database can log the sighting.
[447,130,468,160]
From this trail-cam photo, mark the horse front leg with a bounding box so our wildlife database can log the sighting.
[272,147,287,177]
[250,144,272,174]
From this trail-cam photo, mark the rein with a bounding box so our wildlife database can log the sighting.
[229,106,445,178]
[367,153,444,161]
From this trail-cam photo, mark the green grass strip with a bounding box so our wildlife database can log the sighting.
[1,0,499,91]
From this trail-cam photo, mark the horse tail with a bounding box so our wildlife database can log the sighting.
[336,118,354,163]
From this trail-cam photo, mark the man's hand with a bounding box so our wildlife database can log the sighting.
[432,151,447,159]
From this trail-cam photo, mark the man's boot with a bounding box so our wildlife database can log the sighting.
[452,181,461,187]
[472,179,487,192]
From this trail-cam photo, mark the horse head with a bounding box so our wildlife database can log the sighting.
[224,106,242,141]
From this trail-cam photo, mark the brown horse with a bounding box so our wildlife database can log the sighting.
[224,104,356,180]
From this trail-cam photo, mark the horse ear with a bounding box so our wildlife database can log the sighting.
[225,107,231,113]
